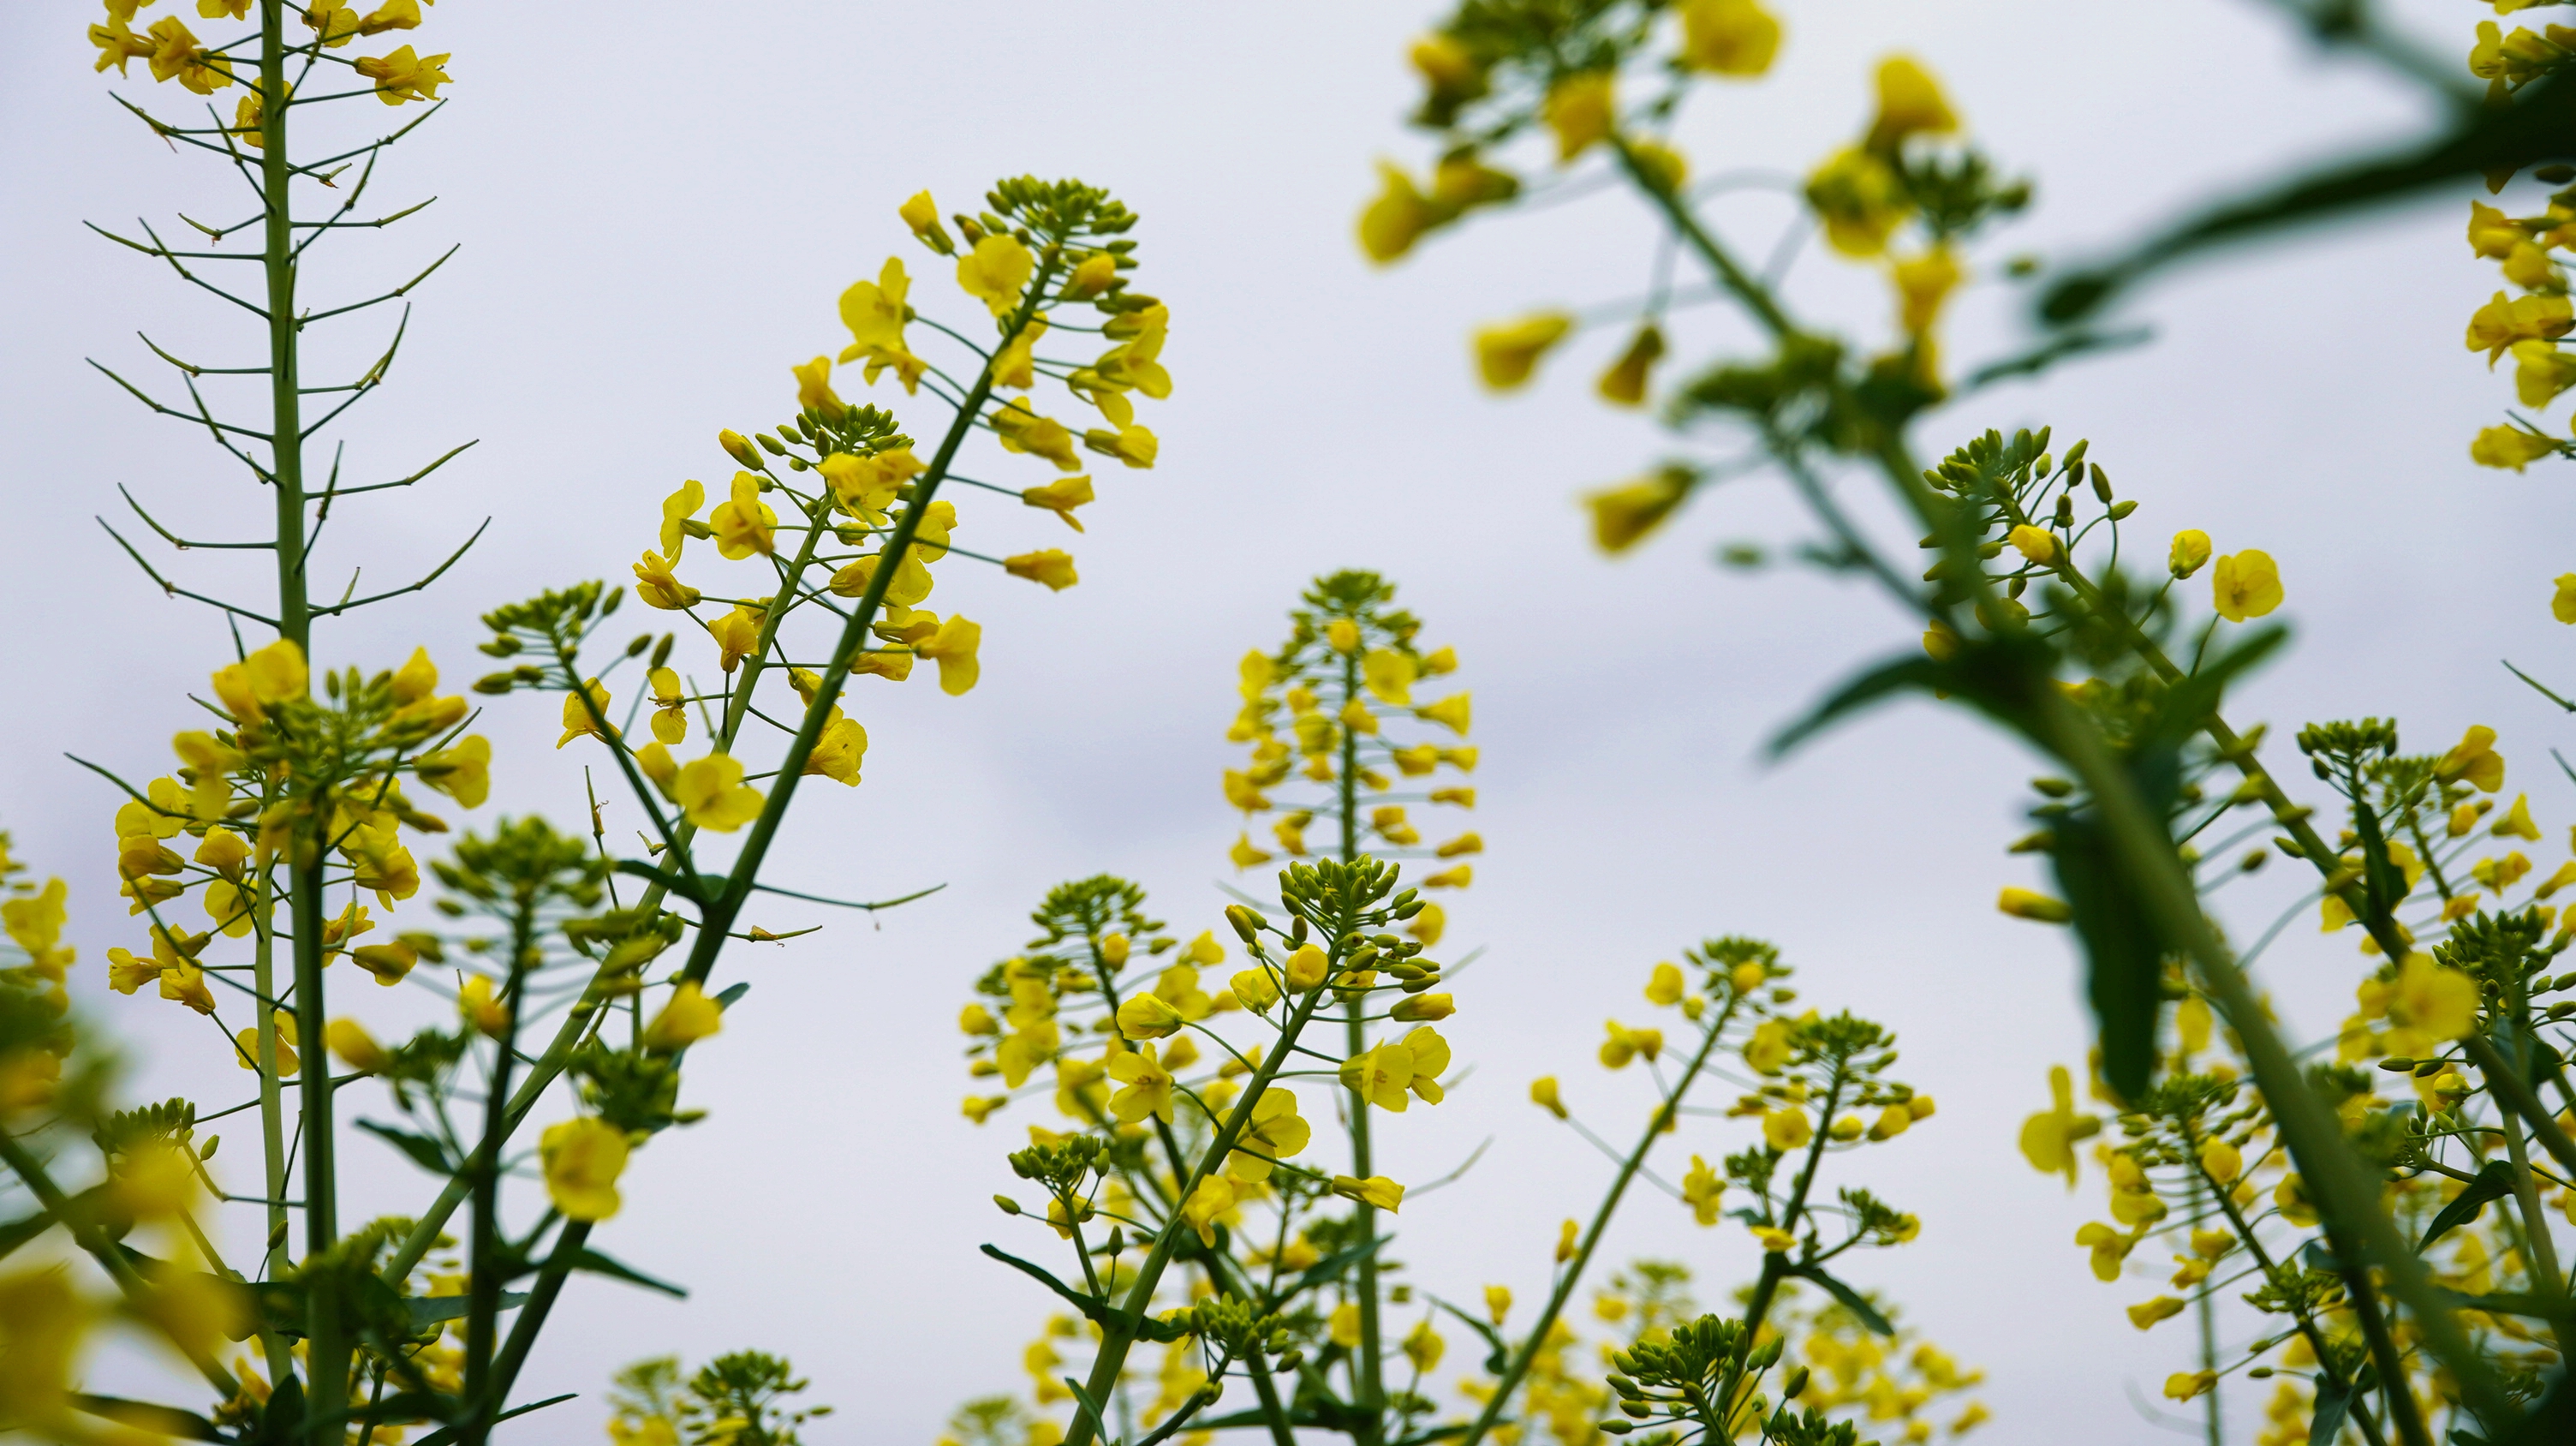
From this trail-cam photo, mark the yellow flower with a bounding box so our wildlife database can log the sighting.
[993,314,1049,389]
[958,234,1035,317]
[1329,1174,1404,1212]
[2472,424,2563,471]
[992,401,1082,471]
[2163,1371,2217,1402]
[1556,1218,1580,1262]
[828,548,934,606]
[2437,725,2507,792]
[1107,1042,1176,1123]
[1750,1225,1797,1253]
[1519,1079,1578,1132]
[1866,57,1959,151]
[644,981,724,1050]
[2513,340,2576,408]
[1997,887,2072,923]
[783,358,839,413]
[1805,146,1909,258]
[673,753,764,832]
[1005,550,1079,591]
[2168,530,2211,579]
[2074,1222,2136,1281]
[2126,1296,2186,1331]
[458,974,510,1038]
[2494,792,2543,840]
[1591,322,1671,408]
[656,478,706,561]
[710,472,778,560]
[235,1011,299,1077]
[1227,1088,1311,1182]
[1679,0,1782,76]
[1743,1019,1793,1075]
[2210,550,2283,621]
[1359,161,1451,265]
[2555,573,2576,624]
[2007,524,2058,565]
[327,1019,388,1073]
[1179,1174,1235,1247]
[1117,993,1184,1040]
[2466,290,2573,363]
[540,1118,629,1222]
[915,615,983,696]
[1542,71,1616,162]
[1599,1020,1663,1068]
[1922,619,1960,661]
[1020,475,1096,532]
[2391,953,2479,1040]
[1681,1154,1725,1224]
[806,713,867,786]
[1587,465,1694,553]
[1762,1108,1812,1151]
[556,678,615,750]
[1230,966,1281,1013]
[351,44,450,105]
[1229,833,1273,870]
[2198,1138,2242,1184]
[630,553,701,614]
[1893,247,1963,336]
[899,191,953,254]
[1403,1318,1446,1374]
[2018,1065,2100,1186]
[1082,423,1159,469]
[1284,945,1330,992]
[644,667,689,745]
[1474,313,1574,391]
[210,637,308,723]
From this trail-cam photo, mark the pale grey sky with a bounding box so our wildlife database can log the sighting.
[3,2,2567,1441]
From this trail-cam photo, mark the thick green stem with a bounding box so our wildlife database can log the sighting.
[250,876,294,1389]
[258,0,307,649]
[2193,1152,2394,1446]
[1455,994,1741,1446]
[1333,647,1383,1445]
[459,905,536,1446]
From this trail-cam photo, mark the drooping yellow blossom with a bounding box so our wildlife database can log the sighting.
[2075,1222,2137,1282]
[351,44,450,105]
[644,981,724,1050]
[210,638,308,723]
[416,734,490,809]
[1587,465,1695,553]
[899,191,952,253]
[1359,161,1448,265]
[1005,550,1079,591]
[1751,1225,1798,1253]
[672,753,763,832]
[326,1019,388,1073]
[1599,1020,1663,1069]
[1679,0,1782,76]
[806,713,867,786]
[1893,248,1963,336]
[2436,725,2507,792]
[958,234,1035,317]
[1108,1042,1177,1123]
[2472,424,2563,471]
[1021,475,1096,532]
[2466,290,2573,363]
[2018,1066,2101,1186]
[540,1117,629,1222]
[1865,57,1959,152]
[992,401,1083,471]
[1330,1174,1404,1212]
[1475,313,1575,391]
[1179,1174,1235,1247]
[2210,550,2283,621]
[915,614,982,696]
[1997,887,2072,923]
[1596,323,1667,406]
[2126,1296,2186,1331]
[1542,71,1616,161]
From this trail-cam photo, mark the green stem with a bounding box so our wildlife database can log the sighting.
[1063,953,1345,1446]
[673,264,1059,989]
[1333,646,1383,1446]
[250,873,294,1389]
[2191,1150,2392,1446]
[459,903,537,1446]
[1454,991,1742,1446]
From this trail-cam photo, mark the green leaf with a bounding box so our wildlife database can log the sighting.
[713,982,749,1011]
[1785,1264,1893,1336]
[980,1244,1189,1342]
[2042,73,2575,323]
[2052,809,2170,1102]
[356,1120,458,1175]
[2421,1162,2518,1253]
[1426,1293,1510,1376]
[73,1395,230,1442]
[573,1247,688,1299]
[2308,1377,2352,1446]
[404,1393,577,1446]
[403,1292,528,1329]
[1768,630,2059,763]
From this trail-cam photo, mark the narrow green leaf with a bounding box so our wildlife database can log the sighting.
[356,1119,457,1174]
[572,1247,688,1299]
[2420,1161,2517,1253]
[1786,1264,1893,1336]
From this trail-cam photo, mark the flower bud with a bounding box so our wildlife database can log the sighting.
[1225,904,1262,942]
[719,429,760,469]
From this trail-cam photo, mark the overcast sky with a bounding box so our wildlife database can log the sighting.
[4,1,2568,1441]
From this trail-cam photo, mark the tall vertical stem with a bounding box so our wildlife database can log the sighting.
[1335,648,1382,1445]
